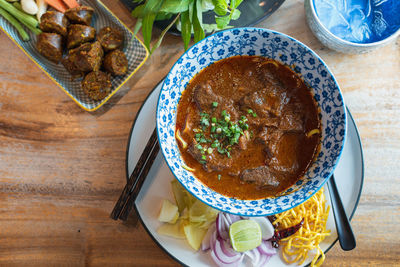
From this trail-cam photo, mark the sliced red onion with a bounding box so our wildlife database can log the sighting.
[216,213,229,240]
[257,253,272,267]
[213,236,243,263]
[217,236,240,258]
[221,213,231,229]
[249,217,275,240]
[244,248,260,267]
[209,213,277,267]
[257,240,277,256]
[210,249,244,267]
[210,231,217,252]
[210,234,243,266]
[227,214,241,224]
[202,223,216,251]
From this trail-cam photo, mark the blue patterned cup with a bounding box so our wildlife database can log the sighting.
[305,0,400,54]
[156,28,346,216]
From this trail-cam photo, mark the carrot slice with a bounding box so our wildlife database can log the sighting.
[44,0,68,12]
[62,0,80,9]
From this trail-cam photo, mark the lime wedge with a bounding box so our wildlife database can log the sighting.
[229,219,262,252]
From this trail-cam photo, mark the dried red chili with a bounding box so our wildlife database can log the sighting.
[270,218,305,248]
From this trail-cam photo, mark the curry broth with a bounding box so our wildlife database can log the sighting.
[176,56,320,200]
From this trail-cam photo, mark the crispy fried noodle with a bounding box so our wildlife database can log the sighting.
[273,188,331,267]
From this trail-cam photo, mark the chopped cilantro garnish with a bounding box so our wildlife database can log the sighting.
[192,108,251,162]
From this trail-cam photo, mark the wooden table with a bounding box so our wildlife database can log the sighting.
[0,0,399,266]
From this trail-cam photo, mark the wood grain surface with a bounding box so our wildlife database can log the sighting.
[0,0,399,266]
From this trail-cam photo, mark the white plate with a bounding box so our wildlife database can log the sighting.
[126,80,364,267]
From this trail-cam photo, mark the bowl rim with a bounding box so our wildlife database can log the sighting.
[156,27,347,216]
[308,0,400,47]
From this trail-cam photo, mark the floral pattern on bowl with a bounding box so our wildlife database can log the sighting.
[156,27,346,216]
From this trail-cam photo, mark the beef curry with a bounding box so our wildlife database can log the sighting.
[175,56,320,200]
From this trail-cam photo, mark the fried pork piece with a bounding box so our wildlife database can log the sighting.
[36,32,63,63]
[66,41,104,73]
[39,11,69,37]
[66,24,96,49]
[61,55,84,78]
[65,6,94,26]
[97,26,124,51]
[103,49,128,75]
[82,71,111,100]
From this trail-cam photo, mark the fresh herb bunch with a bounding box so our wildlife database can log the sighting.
[131,0,244,53]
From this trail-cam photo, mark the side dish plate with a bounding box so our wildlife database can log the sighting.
[0,0,148,111]
[126,80,364,267]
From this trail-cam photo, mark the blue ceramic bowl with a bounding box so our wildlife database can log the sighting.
[305,0,400,54]
[156,28,346,216]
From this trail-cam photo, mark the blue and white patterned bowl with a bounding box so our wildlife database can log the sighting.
[156,28,346,216]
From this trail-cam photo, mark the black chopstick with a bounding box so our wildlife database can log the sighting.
[118,139,160,220]
[110,128,158,220]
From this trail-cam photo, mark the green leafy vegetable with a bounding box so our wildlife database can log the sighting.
[215,14,230,29]
[142,13,157,49]
[131,0,244,53]
[231,8,241,20]
[192,0,205,43]
[212,0,228,16]
[151,13,180,54]
[131,4,145,18]
[160,0,190,13]
[132,18,143,36]
[181,10,191,51]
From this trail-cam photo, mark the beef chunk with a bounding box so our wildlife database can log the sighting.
[240,166,280,189]
[248,116,279,128]
[256,127,282,147]
[257,60,301,90]
[206,152,233,172]
[187,140,202,162]
[256,127,283,162]
[193,82,222,111]
[279,108,304,132]
[187,140,233,172]
[239,87,289,118]
[192,82,238,120]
